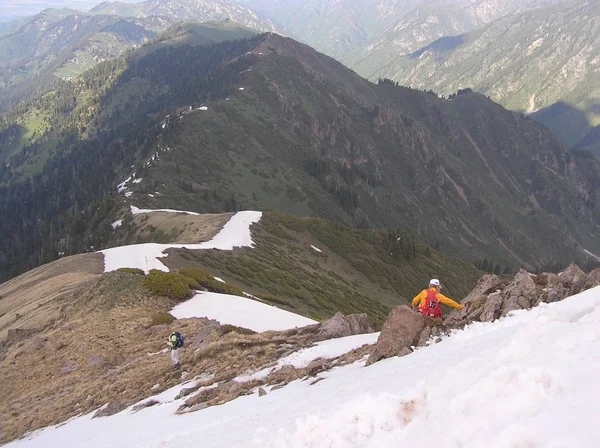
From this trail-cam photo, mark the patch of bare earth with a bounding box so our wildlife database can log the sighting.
[133,212,233,243]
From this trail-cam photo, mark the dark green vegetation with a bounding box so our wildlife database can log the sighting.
[144,270,195,301]
[179,268,245,297]
[142,266,246,302]
[0,10,155,109]
[1,32,600,283]
[368,0,600,152]
[0,36,261,281]
[162,213,480,327]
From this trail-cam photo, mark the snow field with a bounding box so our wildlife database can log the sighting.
[170,292,317,332]
[8,287,600,448]
[101,210,262,273]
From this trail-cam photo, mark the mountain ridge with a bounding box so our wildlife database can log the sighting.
[2,32,600,283]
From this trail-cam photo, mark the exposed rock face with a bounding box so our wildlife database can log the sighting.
[258,387,267,397]
[444,264,596,327]
[366,306,424,365]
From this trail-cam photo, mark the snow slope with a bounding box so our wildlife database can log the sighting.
[170,292,317,332]
[101,211,262,273]
[10,286,600,448]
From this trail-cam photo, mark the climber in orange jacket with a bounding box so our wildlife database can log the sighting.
[412,279,464,318]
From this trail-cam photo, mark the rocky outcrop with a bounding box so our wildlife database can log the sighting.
[366,306,424,365]
[131,400,159,413]
[368,264,600,366]
[444,264,598,327]
[93,401,128,418]
[191,318,223,350]
[313,312,374,341]
[295,312,374,343]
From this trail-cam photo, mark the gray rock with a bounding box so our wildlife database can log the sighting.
[191,319,223,350]
[345,313,374,335]
[585,268,600,289]
[480,292,503,322]
[559,264,588,295]
[258,387,267,397]
[416,326,432,347]
[131,400,159,413]
[267,365,300,384]
[366,306,425,366]
[93,401,128,418]
[317,312,352,340]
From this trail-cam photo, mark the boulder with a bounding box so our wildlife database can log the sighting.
[559,264,588,295]
[463,274,505,302]
[501,296,525,317]
[480,292,503,322]
[93,401,128,418]
[366,306,425,366]
[586,268,600,289]
[258,387,267,397]
[191,319,223,350]
[443,275,503,325]
[315,312,373,341]
[267,365,300,385]
[131,400,159,413]
[416,327,431,347]
[305,358,329,377]
[345,313,374,335]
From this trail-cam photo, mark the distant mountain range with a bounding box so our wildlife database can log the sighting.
[0,0,275,107]
[356,0,600,155]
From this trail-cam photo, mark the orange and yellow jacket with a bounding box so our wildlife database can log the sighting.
[412,287,464,310]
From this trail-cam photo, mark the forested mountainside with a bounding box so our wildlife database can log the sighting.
[0,1,274,110]
[367,0,600,153]
[1,32,600,282]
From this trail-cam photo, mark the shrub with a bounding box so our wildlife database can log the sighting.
[179,268,245,297]
[144,270,193,301]
[117,268,145,275]
[150,312,176,326]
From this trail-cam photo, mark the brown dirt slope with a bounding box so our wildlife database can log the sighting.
[112,211,234,245]
[0,253,103,341]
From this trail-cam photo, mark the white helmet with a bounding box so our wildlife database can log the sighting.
[429,279,440,286]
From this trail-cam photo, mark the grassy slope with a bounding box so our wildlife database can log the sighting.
[162,212,481,327]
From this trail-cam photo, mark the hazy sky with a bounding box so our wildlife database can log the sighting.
[0,0,144,17]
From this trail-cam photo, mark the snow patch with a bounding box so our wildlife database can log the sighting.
[111,220,123,230]
[170,292,317,332]
[130,206,199,216]
[214,277,226,283]
[102,211,262,273]
[310,245,322,253]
